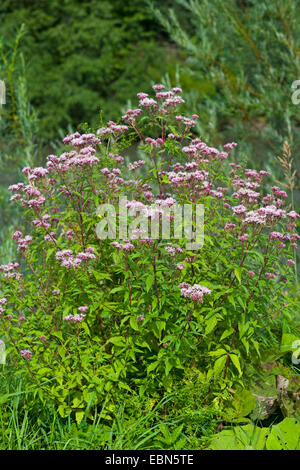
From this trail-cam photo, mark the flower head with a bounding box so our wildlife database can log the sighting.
[180,283,211,303]
[19,350,32,361]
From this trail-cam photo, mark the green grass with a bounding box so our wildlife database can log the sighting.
[0,365,196,450]
[1,361,299,450]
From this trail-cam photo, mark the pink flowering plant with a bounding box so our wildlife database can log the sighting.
[0,85,299,420]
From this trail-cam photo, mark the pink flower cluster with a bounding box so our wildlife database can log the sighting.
[151,86,186,110]
[61,228,75,240]
[64,313,86,323]
[270,231,285,240]
[12,232,32,252]
[232,205,247,215]
[56,247,96,268]
[22,166,49,181]
[125,200,165,220]
[0,298,7,316]
[8,182,24,192]
[122,108,142,124]
[47,146,99,172]
[32,214,51,229]
[176,115,196,128]
[0,262,22,280]
[140,97,157,108]
[166,167,209,188]
[238,233,249,242]
[19,350,32,360]
[163,245,183,256]
[179,283,211,303]
[181,138,228,161]
[129,160,145,171]
[78,305,88,313]
[287,210,299,220]
[122,85,186,123]
[265,272,276,279]
[224,223,236,230]
[176,264,185,270]
[63,306,88,324]
[129,229,147,240]
[145,137,164,147]
[232,187,260,203]
[97,120,128,137]
[108,153,124,164]
[9,182,46,208]
[271,186,288,199]
[244,205,286,225]
[154,197,177,207]
[224,142,238,150]
[110,241,134,252]
[99,167,125,191]
[63,132,100,148]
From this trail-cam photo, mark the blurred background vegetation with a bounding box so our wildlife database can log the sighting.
[0,0,299,266]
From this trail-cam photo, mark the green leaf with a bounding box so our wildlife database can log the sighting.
[57,404,69,418]
[51,331,63,341]
[147,361,159,375]
[73,397,83,408]
[230,354,242,376]
[227,389,256,419]
[236,296,245,309]
[228,295,236,308]
[135,339,152,351]
[238,320,250,339]
[209,424,268,450]
[241,337,250,355]
[92,271,112,282]
[165,358,175,376]
[130,317,139,331]
[220,328,234,341]
[145,274,154,292]
[266,418,300,450]
[205,315,218,335]
[75,411,85,425]
[46,247,56,262]
[108,336,126,347]
[209,348,227,357]
[234,267,242,284]
[280,333,300,354]
[109,287,124,294]
[213,355,227,376]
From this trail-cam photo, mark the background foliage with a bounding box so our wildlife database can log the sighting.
[151,0,300,207]
[0,0,184,140]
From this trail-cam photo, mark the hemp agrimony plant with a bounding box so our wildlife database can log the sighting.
[0,85,298,421]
